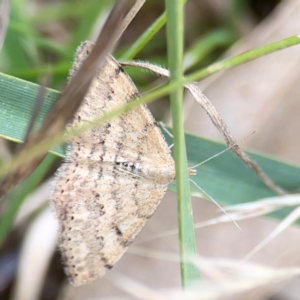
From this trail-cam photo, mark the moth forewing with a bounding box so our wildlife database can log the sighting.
[51,41,175,286]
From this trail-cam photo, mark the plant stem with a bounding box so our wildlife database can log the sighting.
[165,0,200,287]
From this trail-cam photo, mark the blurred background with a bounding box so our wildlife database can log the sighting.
[2,0,300,299]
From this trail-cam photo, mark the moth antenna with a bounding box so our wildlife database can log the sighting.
[189,178,242,232]
[191,143,238,170]
[191,132,255,170]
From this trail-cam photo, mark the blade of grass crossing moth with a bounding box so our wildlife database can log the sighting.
[165,0,200,287]
[0,0,131,200]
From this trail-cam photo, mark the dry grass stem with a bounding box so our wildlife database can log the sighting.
[121,60,286,195]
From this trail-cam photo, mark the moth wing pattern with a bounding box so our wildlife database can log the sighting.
[51,41,175,286]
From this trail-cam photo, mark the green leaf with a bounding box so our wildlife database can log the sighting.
[167,133,300,212]
[0,72,64,155]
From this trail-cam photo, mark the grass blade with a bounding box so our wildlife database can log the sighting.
[165,0,200,287]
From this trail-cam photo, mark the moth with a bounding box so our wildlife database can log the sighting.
[51,41,176,286]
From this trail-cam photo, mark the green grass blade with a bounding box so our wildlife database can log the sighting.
[187,35,300,82]
[165,0,200,287]
[0,72,64,155]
